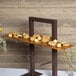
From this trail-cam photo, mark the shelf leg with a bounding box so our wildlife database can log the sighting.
[52,49,57,76]
[21,44,42,76]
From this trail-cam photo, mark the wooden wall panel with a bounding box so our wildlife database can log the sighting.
[0,0,76,8]
[0,8,76,19]
[0,0,18,8]
[18,0,76,8]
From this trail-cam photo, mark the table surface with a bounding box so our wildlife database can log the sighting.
[0,68,75,76]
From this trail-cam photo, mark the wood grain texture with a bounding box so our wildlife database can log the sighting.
[0,0,18,8]
[0,0,76,8]
[18,0,76,8]
[0,8,76,21]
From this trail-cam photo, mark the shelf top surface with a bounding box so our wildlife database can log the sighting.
[2,35,73,51]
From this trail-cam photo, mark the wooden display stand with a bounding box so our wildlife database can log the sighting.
[22,17,57,76]
[2,17,72,76]
[2,17,73,76]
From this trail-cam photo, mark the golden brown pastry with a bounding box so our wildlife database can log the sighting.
[8,33,13,38]
[30,34,42,42]
[17,34,22,38]
[12,32,18,36]
[34,39,39,43]
[53,39,58,43]
[23,34,29,39]
[23,33,27,36]
[56,42,62,48]
[36,36,42,41]
[30,37,35,41]
[61,42,70,47]
[48,41,56,46]
[13,35,19,38]
[22,33,30,39]
[11,32,20,38]
[33,34,40,38]
[41,35,51,42]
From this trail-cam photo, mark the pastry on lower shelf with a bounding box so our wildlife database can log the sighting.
[34,39,39,43]
[56,42,62,48]
[13,35,19,38]
[8,33,13,38]
[33,34,40,38]
[30,37,35,42]
[23,33,27,36]
[36,36,42,41]
[53,39,58,43]
[12,32,18,36]
[41,35,51,43]
[23,33,29,39]
[61,42,70,47]
[17,34,22,38]
[10,32,21,38]
[8,32,18,38]
[48,41,56,47]
[12,33,22,38]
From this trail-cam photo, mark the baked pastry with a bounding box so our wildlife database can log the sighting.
[23,33,27,36]
[17,34,22,38]
[36,36,42,41]
[22,33,29,39]
[48,41,56,47]
[23,34,29,39]
[33,34,40,38]
[30,37,35,42]
[53,39,58,43]
[8,33,13,38]
[30,34,42,42]
[34,39,39,43]
[12,33,21,38]
[56,42,62,48]
[12,32,18,36]
[13,35,19,38]
[61,42,70,47]
[41,35,51,42]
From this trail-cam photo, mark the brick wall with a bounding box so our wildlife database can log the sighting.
[0,0,76,71]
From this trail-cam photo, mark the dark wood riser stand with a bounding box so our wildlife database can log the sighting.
[22,17,57,76]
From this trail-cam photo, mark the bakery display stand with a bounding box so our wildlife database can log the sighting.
[22,17,57,76]
[3,17,72,76]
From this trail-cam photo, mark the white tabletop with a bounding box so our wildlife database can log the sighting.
[0,68,75,76]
